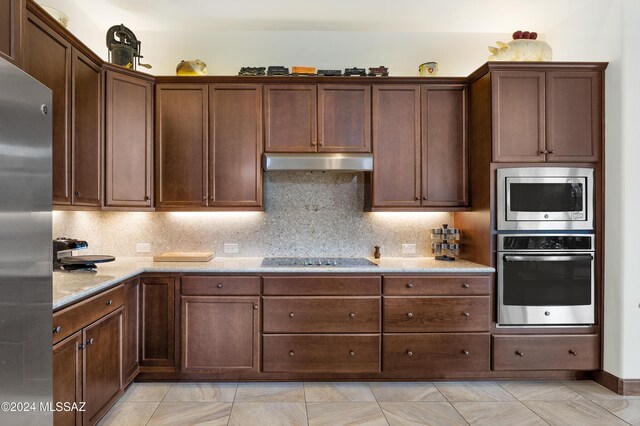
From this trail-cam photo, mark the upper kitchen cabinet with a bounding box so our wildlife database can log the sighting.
[318,84,371,152]
[264,84,317,152]
[105,66,154,209]
[489,64,604,163]
[155,83,208,209]
[421,85,468,206]
[368,84,467,209]
[24,3,103,208]
[0,0,24,66]
[209,84,262,207]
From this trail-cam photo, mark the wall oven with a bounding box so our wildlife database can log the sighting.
[497,167,594,231]
[497,234,595,326]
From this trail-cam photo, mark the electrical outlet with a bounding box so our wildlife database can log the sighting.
[224,243,239,254]
[136,243,151,253]
[401,244,417,254]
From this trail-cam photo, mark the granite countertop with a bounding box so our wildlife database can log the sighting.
[52,257,494,310]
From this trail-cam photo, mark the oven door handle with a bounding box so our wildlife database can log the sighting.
[503,255,594,262]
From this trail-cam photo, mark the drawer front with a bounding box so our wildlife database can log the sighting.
[181,275,261,296]
[383,333,490,373]
[263,276,381,296]
[53,285,125,345]
[383,297,490,332]
[263,297,380,333]
[492,334,600,371]
[263,334,381,373]
[383,275,490,295]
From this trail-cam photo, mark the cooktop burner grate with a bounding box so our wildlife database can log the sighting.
[261,257,377,267]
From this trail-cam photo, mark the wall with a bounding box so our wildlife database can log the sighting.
[53,172,451,257]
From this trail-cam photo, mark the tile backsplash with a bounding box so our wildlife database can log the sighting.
[53,172,453,257]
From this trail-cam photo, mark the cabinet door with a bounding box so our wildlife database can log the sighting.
[24,12,71,204]
[181,296,259,372]
[209,84,262,207]
[83,308,122,426]
[421,85,467,206]
[264,85,317,152]
[140,277,177,369]
[492,71,546,162]
[546,71,601,162]
[0,0,23,66]
[155,84,208,208]
[71,48,102,206]
[53,332,82,426]
[318,85,371,152]
[105,71,153,207]
[372,85,421,206]
[122,278,140,385]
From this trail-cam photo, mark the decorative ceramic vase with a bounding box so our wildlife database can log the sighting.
[176,60,208,76]
[41,6,69,28]
[419,62,439,77]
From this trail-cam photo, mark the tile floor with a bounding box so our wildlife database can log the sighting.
[98,380,640,426]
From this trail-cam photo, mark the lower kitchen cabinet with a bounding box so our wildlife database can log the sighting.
[383,333,490,373]
[53,332,82,426]
[181,295,260,372]
[140,276,177,370]
[122,278,140,385]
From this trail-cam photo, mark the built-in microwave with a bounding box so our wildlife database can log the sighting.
[497,167,594,231]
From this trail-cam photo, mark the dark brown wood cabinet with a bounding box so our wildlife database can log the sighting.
[209,84,262,207]
[122,278,140,385]
[140,276,177,370]
[70,47,102,206]
[24,10,72,204]
[372,85,421,207]
[264,84,317,152]
[318,84,371,152]
[83,308,123,425]
[155,84,208,208]
[0,0,23,66]
[421,85,468,206]
[181,296,260,372]
[53,332,82,426]
[105,68,153,208]
[492,68,602,163]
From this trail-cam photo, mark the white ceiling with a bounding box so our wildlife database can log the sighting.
[70,0,596,33]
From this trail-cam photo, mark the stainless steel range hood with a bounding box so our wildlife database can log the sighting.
[262,153,373,172]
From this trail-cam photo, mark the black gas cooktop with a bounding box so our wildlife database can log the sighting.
[261,257,377,267]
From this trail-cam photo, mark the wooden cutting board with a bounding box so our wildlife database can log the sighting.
[153,252,215,262]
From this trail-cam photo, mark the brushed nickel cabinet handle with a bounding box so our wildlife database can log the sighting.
[515,350,524,357]
[349,351,356,357]
[406,350,413,357]
[106,299,113,306]
[53,326,61,334]
[86,338,94,345]
[406,283,414,289]
[349,312,356,319]
[569,349,577,356]
[462,350,470,356]
[462,283,470,288]
[289,351,295,357]
[463,312,470,317]
[217,283,223,288]
[289,312,295,318]
[407,312,414,319]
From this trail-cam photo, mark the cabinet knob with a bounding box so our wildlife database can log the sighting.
[74,191,80,196]
[415,196,420,201]
[78,343,85,350]
[311,139,317,146]
[407,312,414,318]
[462,350,470,356]
[349,312,356,319]
[539,150,548,155]
[549,150,556,154]
[463,312,470,317]
[289,351,295,357]
[318,140,324,146]
[406,283,414,289]
[86,338,94,345]
[202,195,207,201]
[569,349,577,356]
[515,350,524,357]
[106,299,113,306]
[349,351,356,357]
[289,312,295,318]
[217,283,223,288]
[422,197,428,201]
[210,196,215,200]
[53,326,61,334]
[462,282,470,288]
[144,196,151,201]
[253,304,259,310]
[406,350,413,357]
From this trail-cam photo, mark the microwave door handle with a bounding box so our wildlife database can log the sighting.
[503,255,594,262]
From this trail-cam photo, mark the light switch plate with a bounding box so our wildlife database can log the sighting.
[136,243,151,253]
[224,243,239,254]
[401,244,417,254]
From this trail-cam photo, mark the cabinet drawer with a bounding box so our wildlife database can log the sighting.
[492,334,599,371]
[263,276,380,296]
[53,285,124,345]
[263,297,380,333]
[384,275,490,295]
[263,334,380,373]
[383,297,490,332]
[383,333,490,373]
[181,275,260,295]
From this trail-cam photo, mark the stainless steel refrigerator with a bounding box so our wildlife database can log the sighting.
[0,57,53,424]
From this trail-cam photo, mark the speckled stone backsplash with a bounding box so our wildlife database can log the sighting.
[53,172,453,257]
